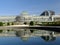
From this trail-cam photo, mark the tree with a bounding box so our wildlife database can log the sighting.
[24,22,27,25]
[0,22,3,26]
[29,21,34,26]
[7,22,10,26]
[11,22,14,25]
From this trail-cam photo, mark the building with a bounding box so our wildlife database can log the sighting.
[52,15,60,21]
[15,10,60,24]
[0,10,60,24]
[40,10,55,16]
[0,16,16,22]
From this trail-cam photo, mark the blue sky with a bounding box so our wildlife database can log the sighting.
[0,0,60,16]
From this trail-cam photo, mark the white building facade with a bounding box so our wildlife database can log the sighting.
[0,10,60,23]
[0,16,16,22]
[15,11,60,24]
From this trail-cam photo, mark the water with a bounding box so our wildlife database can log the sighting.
[0,29,60,45]
[0,36,60,45]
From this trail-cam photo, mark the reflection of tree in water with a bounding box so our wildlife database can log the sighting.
[30,30,34,33]
[0,30,3,33]
[41,36,56,41]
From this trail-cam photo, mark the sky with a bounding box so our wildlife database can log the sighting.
[0,0,60,16]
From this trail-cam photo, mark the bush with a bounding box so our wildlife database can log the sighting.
[0,22,3,26]
[7,22,10,26]
[29,21,34,26]
[41,22,60,26]
[11,22,14,25]
[24,22,27,25]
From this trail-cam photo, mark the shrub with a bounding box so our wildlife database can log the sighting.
[7,22,10,26]
[41,22,60,26]
[24,22,27,25]
[0,22,3,26]
[29,21,34,26]
[11,22,14,25]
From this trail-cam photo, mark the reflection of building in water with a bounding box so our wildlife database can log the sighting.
[15,29,57,41]
[16,29,31,37]
[16,29,31,41]
[16,29,56,37]
[0,29,16,36]
[41,30,56,41]
[20,37,29,41]
[41,36,56,41]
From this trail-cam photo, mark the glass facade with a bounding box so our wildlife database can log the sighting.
[40,10,55,16]
[0,10,59,23]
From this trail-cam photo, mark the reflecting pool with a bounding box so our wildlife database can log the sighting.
[0,29,60,45]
